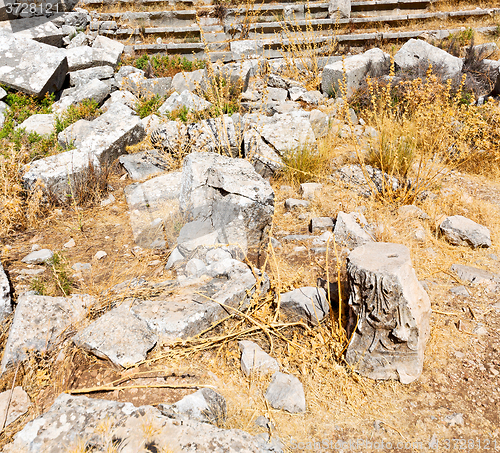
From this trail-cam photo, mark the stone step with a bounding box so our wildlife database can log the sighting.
[95,7,498,45]
[127,24,498,59]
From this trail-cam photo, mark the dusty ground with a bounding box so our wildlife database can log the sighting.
[1,161,500,452]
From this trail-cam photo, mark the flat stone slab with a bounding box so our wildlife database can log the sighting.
[16,114,55,136]
[0,261,12,322]
[3,393,280,453]
[345,243,431,384]
[0,31,68,98]
[73,304,158,367]
[119,151,168,181]
[1,294,94,374]
[451,264,500,287]
[131,259,263,341]
[265,372,306,413]
[21,249,53,264]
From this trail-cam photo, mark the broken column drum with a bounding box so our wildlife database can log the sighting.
[345,243,431,384]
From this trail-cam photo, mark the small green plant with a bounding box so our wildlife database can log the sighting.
[48,252,74,296]
[168,105,190,122]
[136,94,164,119]
[54,99,101,134]
[30,277,47,295]
[120,54,206,78]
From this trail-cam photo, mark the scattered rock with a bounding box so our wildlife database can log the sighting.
[310,217,334,233]
[16,114,55,136]
[3,393,280,452]
[450,264,499,290]
[300,182,322,199]
[398,205,429,220]
[94,250,107,260]
[265,372,306,413]
[440,215,491,248]
[1,294,93,374]
[158,90,212,115]
[64,238,76,248]
[443,413,464,427]
[72,263,91,272]
[450,285,470,296]
[345,243,431,384]
[73,304,158,367]
[328,0,351,19]
[172,69,204,93]
[159,388,227,425]
[239,340,280,376]
[280,287,329,326]
[21,249,53,265]
[0,387,31,428]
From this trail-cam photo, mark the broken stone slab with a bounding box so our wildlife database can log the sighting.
[119,150,167,180]
[92,35,124,65]
[239,340,280,376]
[309,109,329,139]
[450,264,500,289]
[284,198,310,210]
[187,115,241,157]
[0,261,12,323]
[158,90,212,115]
[440,215,491,248]
[230,39,263,60]
[321,48,390,97]
[345,243,432,384]
[21,249,53,264]
[101,90,138,111]
[243,127,284,178]
[172,69,204,93]
[131,259,266,341]
[333,211,374,249]
[124,171,182,248]
[394,39,463,80]
[0,16,64,47]
[72,304,158,367]
[57,103,145,163]
[179,152,274,256]
[335,164,399,196]
[300,182,323,199]
[69,65,115,87]
[52,78,111,113]
[0,387,31,428]
[0,32,68,98]
[159,388,227,426]
[1,294,93,374]
[280,287,329,326]
[16,114,55,136]
[254,111,316,157]
[120,72,173,99]
[265,372,306,413]
[3,393,280,453]
[65,46,121,72]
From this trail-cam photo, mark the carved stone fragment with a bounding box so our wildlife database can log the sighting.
[345,243,431,384]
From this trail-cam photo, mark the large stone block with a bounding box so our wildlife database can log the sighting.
[394,39,463,80]
[321,48,390,97]
[0,32,68,98]
[1,294,93,374]
[0,17,64,46]
[328,0,350,19]
[345,243,431,384]
[179,152,274,255]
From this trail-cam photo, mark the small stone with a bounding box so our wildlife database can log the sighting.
[100,193,115,207]
[255,415,270,428]
[472,324,488,336]
[310,217,334,233]
[63,238,76,248]
[413,228,427,242]
[265,372,306,413]
[239,340,279,376]
[440,215,491,248]
[72,263,91,272]
[31,244,40,252]
[298,214,308,221]
[285,199,309,210]
[0,387,31,427]
[21,249,53,265]
[205,248,232,264]
[299,183,322,199]
[398,205,429,220]
[333,211,374,249]
[94,251,107,260]
[443,413,464,427]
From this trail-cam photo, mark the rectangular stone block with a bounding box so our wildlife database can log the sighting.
[0,31,67,98]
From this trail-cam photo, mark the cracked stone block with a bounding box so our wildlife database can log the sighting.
[345,243,431,384]
[72,304,158,367]
[333,211,374,249]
